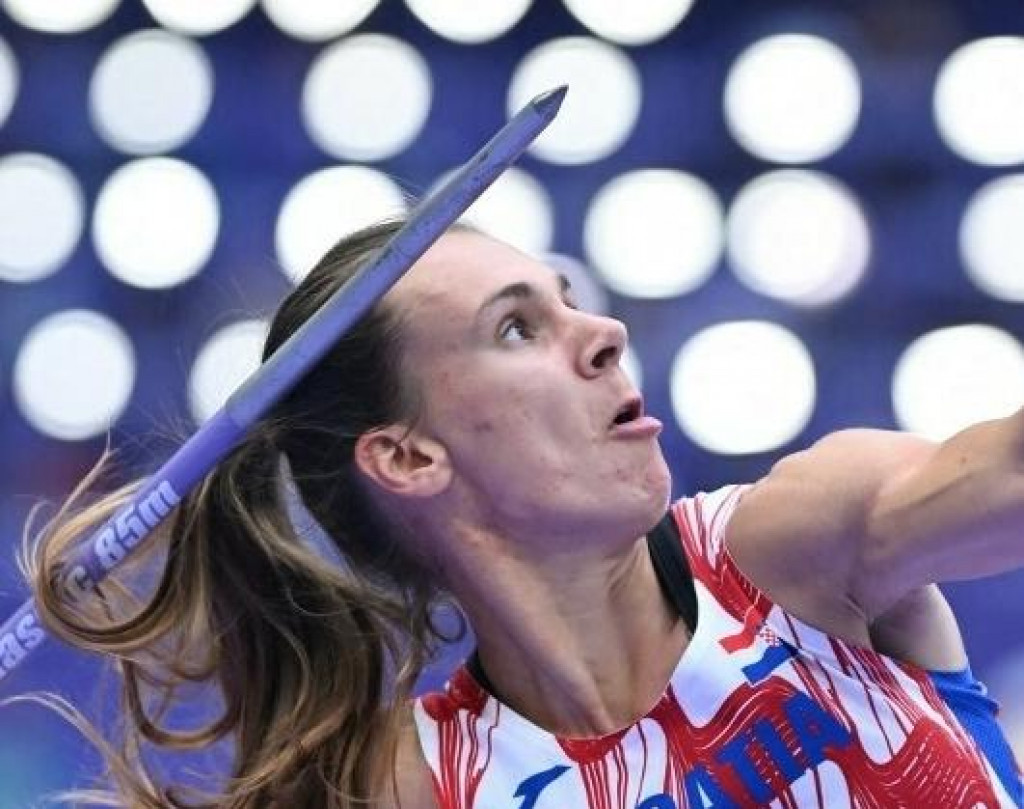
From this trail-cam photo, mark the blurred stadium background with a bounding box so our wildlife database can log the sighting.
[1,0,1023,803]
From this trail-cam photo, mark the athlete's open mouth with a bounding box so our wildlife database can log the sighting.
[611,396,643,427]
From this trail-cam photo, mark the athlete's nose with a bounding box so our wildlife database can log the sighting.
[579,313,627,377]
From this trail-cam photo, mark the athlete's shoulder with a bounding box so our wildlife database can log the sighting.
[666,484,749,578]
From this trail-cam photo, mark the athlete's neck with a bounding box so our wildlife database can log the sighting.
[447,533,689,738]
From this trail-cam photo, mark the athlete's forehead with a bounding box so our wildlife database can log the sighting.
[389,230,564,328]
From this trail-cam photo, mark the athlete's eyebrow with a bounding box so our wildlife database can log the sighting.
[476,274,571,320]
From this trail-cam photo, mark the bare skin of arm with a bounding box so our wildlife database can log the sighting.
[725,415,1024,647]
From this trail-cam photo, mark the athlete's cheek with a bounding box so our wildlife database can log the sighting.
[470,417,496,435]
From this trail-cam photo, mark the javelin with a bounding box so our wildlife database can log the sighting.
[0,85,568,685]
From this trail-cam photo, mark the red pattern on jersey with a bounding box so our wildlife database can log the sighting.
[673,490,772,631]
[648,674,1001,808]
[651,676,803,805]
[421,668,498,808]
[557,731,631,809]
[426,666,1002,809]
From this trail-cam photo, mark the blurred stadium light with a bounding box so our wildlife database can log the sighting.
[670,320,816,454]
[934,37,1024,166]
[260,0,380,41]
[508,36,641,164]
[726,169,870,306]
[140,0,256,36]
[274,165,407,282]
[13,309,135,441]
[1,0,120,34]
[562,0,695,45]
[0,36,17,126]
[893,324,1024,441]
[405,0,533,44]
[89,29,213,155]
[93,157,220,288]
[302,34,431,162]
[0,153,84,283]
[584,168,724,298]
[724,34,861,164]
[960,174,1024,302]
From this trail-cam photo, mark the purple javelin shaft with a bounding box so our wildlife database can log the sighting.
[0,86,567,685]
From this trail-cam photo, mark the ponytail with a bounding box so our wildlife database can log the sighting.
[21,219,456,807]
[25,427,449,807]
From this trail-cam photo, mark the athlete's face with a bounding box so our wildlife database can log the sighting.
[390,231,671,549]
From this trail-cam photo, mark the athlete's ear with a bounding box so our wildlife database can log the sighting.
[353,424,451,498]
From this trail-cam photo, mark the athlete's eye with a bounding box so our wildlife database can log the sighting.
[499,315,533,342]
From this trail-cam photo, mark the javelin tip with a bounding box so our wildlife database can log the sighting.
[531,85,568,117]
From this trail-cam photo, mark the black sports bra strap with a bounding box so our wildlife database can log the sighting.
[465,648,496,698]
[647,511,699,634]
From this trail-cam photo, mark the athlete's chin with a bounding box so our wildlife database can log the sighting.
[618,458,674,535]
[645,448,673,506]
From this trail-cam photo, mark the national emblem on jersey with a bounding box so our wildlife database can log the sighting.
[414,486,1016,808]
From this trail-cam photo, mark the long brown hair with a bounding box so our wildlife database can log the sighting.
[23,220,457,807]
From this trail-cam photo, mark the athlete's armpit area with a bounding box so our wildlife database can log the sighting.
[868,584,969,672]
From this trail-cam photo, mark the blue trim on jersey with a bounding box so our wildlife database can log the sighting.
[931,667,1022,807]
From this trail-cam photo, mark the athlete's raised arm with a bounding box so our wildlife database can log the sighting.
[725,415,1024,633]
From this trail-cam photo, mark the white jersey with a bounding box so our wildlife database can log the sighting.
[414,486,1016,808]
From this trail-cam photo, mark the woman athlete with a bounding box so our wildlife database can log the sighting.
[28,221,1021,807]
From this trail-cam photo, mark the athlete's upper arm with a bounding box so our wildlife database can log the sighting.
[728,416,1024,620]
[866,411,1024,589]
[724,428,934,624]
